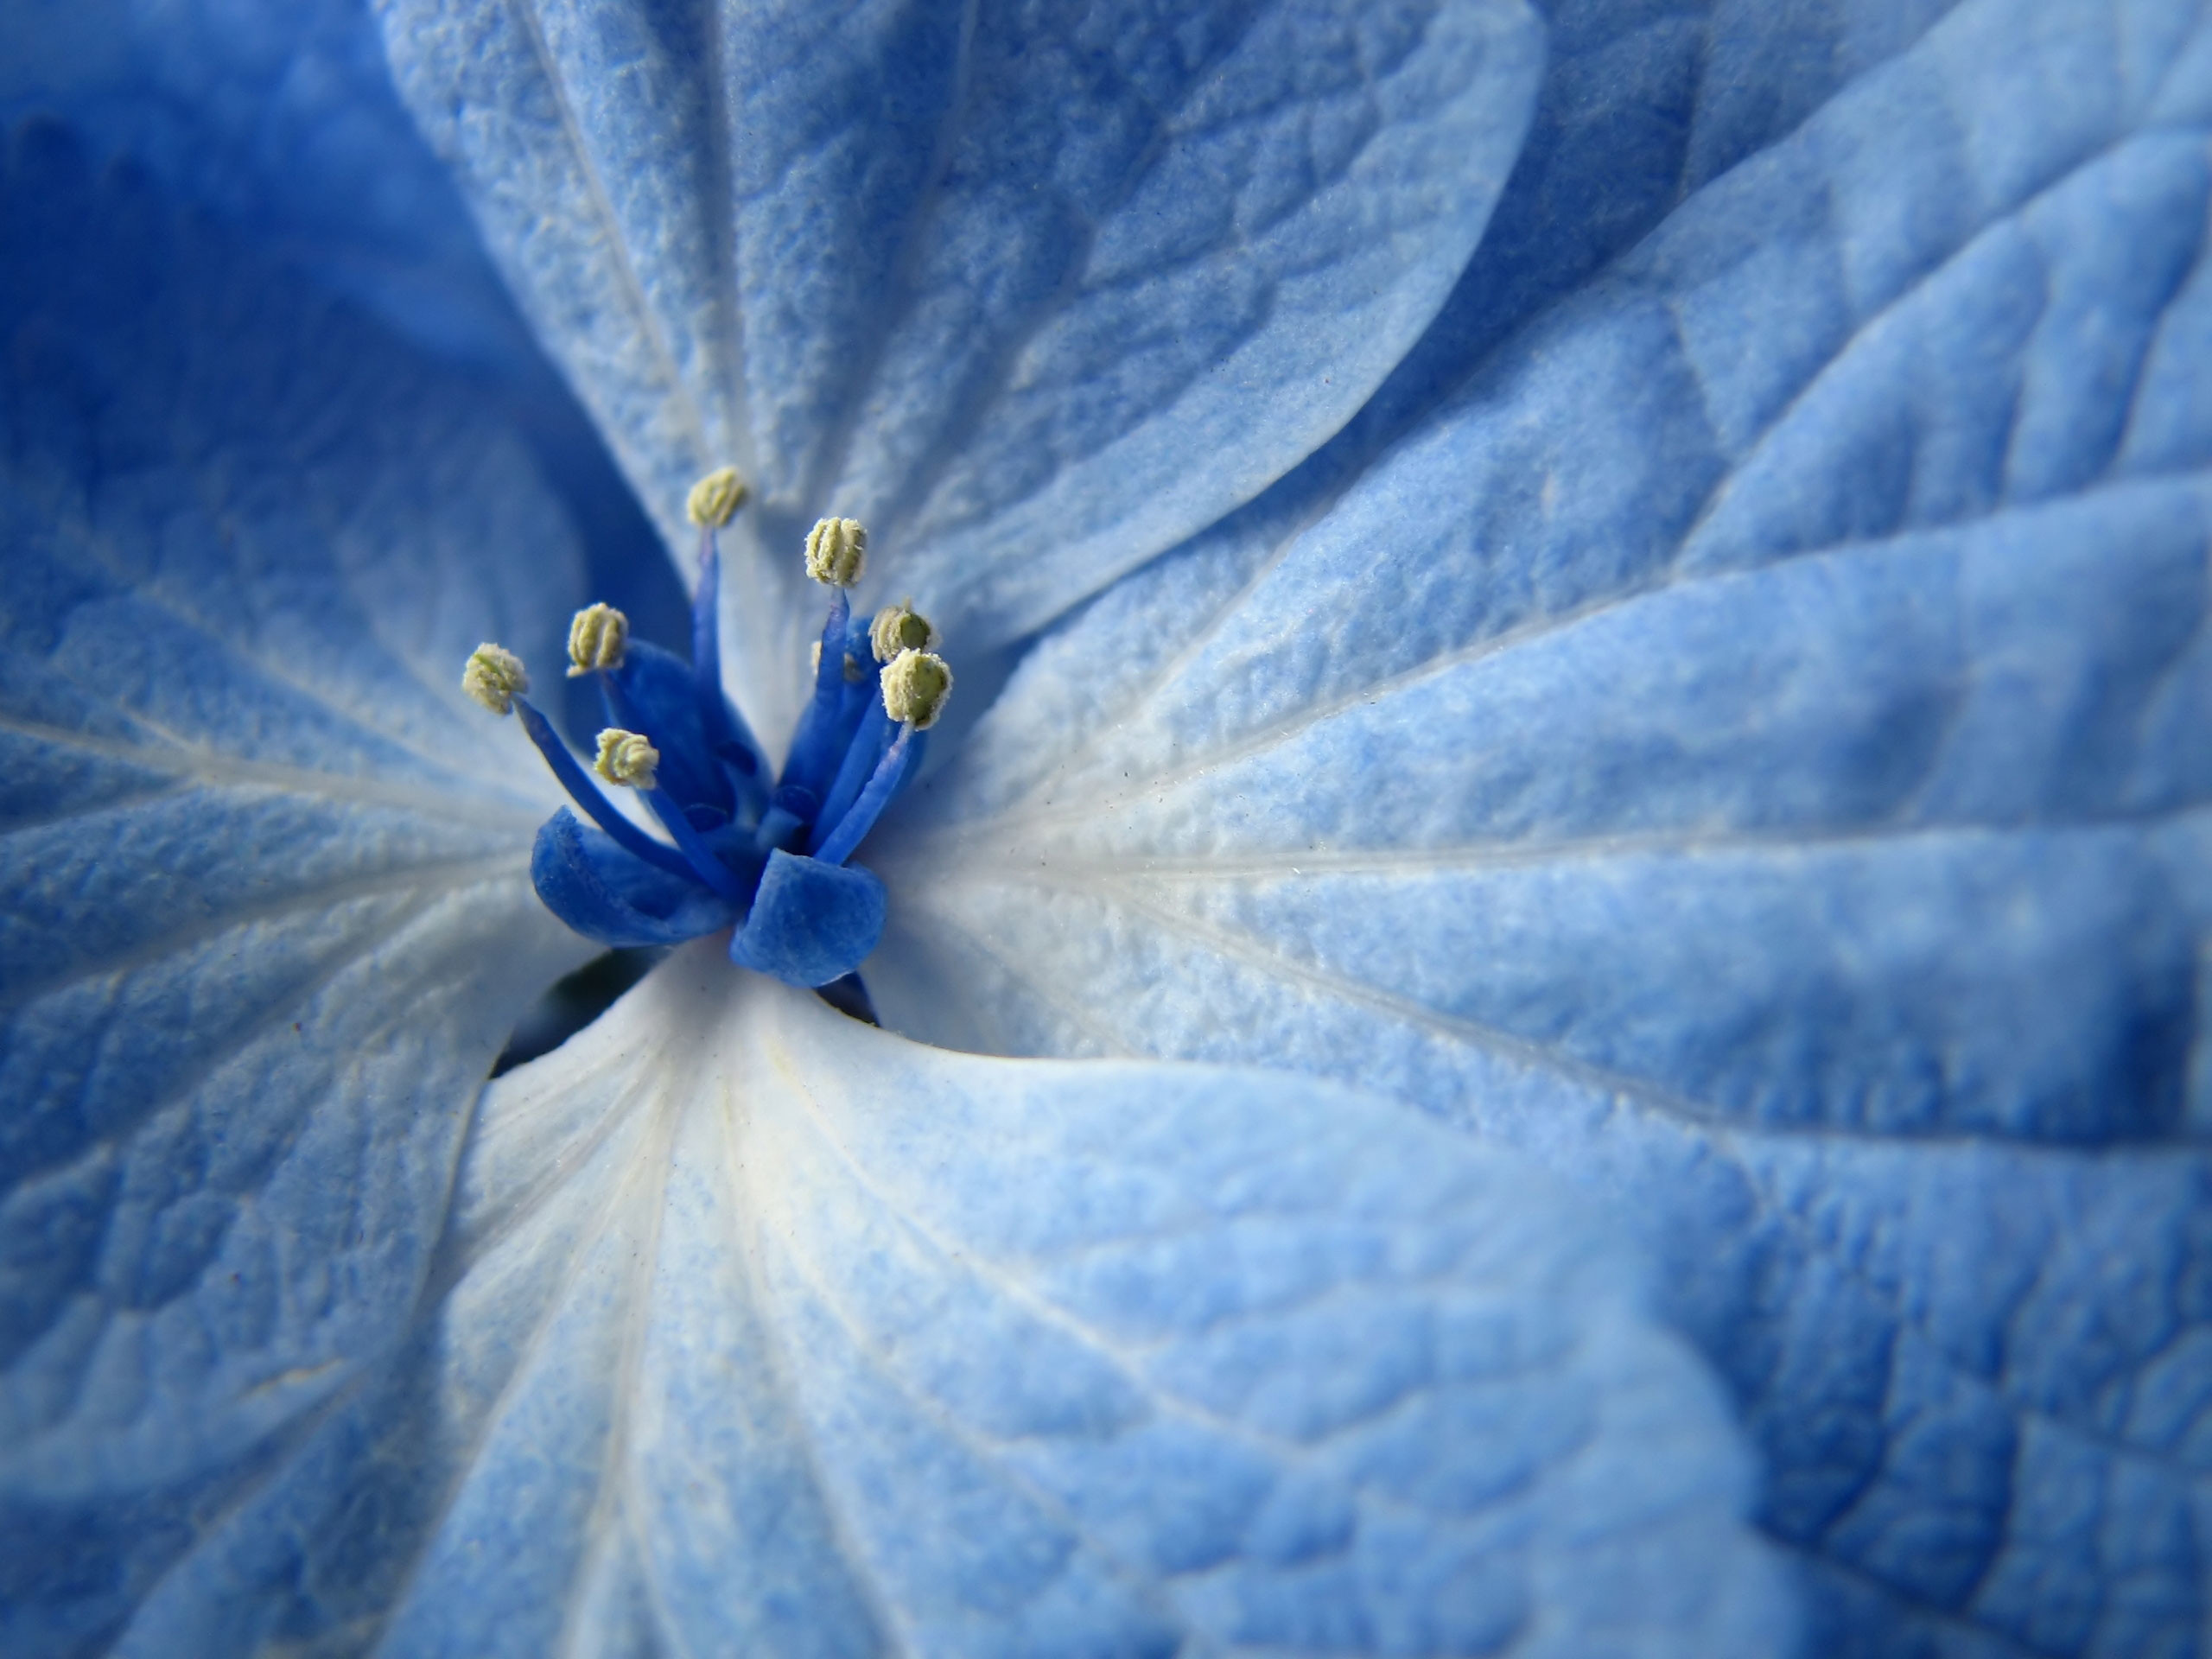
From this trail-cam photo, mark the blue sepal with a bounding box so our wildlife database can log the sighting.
[531,809,739,948]
[728,850,887,987]
[603,640,730,815]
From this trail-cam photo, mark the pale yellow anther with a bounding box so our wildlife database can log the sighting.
[593,728,660,791]
[810,640,867,683]
[881,648,953,730]
[804,517,868,587]
[869,600,938,663]
[461,643,529,715]
[686,467,748,529]
[566,603,629,677]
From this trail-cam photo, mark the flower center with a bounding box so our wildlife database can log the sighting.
[461,471,952,988]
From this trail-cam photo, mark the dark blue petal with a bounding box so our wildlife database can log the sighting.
[728,851,886,988]
[601,639,729,815]
[531,809,737,948]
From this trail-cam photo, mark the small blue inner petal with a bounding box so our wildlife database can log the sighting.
[531,809,740,948]
[728,850,888,988]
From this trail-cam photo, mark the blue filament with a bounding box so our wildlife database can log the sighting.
[814,724,917,868]
[513,697,697,882]
[512,533,927,985]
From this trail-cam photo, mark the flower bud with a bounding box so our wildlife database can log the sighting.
[461,643,528,715]
[593,728,660,790]
[804,517,868,587]
[686,466,747,529]
[880,648,953,730]
[566,602,629,676]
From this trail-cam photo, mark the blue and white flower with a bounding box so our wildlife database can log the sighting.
[2,0,2208,1654]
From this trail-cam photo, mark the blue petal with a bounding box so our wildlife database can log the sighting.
[0,115,594,1618]
[873,1,2212,1648]
[0,0,541,381]
[601,639,732,816]
[531,808,739,948]
[81,949,1796,1655]
[370,0,1546,728]
[728,849,887,988]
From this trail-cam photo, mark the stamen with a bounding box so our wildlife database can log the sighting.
[593,728,660,791]
[814,724,918,867]
[567,603,629,676]
[804,517,868,588]
[779,586,853,803]
[690,542,763,784]
[880,648,953,730]
[686,466,748,529]
[461,643,528,715]
[512,697,697,882]
[868,601,938,663]
[812,698,890,852]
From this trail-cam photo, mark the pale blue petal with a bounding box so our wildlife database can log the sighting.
[369,0,1545,732]
[871,0,2212,1649]
[0,114,594,1637]
[1356,0,1971,444]
[98,945,1796,1656]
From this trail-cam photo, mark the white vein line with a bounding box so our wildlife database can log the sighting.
[926,459,2212,848]
[0,709,545,830]
[368,1106,675,1656]
[497,0,714,464]
[559,1099,681,1659]
[920,872,1767,1137]
[980,871,2212,1150]
[35,510,549,798]
[773,1057,1532,1534]
[742,1128,1193,1646]
[709,1062,916,1659]
[0,855,525,1017]
[904,801,2212,885]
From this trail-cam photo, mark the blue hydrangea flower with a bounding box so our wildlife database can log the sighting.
[2,1,2207,1656]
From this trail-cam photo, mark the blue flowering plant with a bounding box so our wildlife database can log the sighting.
[3,0,2210,1655]
[467,481,955,988]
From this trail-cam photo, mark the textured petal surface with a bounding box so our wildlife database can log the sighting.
[872,1,2212,1650]
[0,114,594,1629]
[85,943,1795,1657]
[369,0,1545,734]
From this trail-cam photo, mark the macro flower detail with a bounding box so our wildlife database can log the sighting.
[480,505,953,987]
[4,0,2209,1654]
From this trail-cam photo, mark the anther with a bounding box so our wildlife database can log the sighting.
[804,517,868,588]
[686,466,748,529]
[593,728,661,791]
[880,648,953,729]
[869,601,938,663]
[567,603,629,676]
[461,644,529,715]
